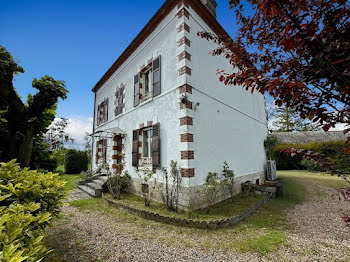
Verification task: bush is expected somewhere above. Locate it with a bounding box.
[39,157,58,172]
[65,149,88,174]
[269,140,350,173]
[301,159,323,172]
[0,160,66,261]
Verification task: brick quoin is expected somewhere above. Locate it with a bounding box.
[181,133,193,142]
[178,50,191,62]
[179,66,192,76]
[179,84,193,94]
[180,116,193,126]
[181,168,195,177]
[181,150,194,159]
[177,22,190,33]
[177,36,191,47]
[177,8,190,19]
[180,100,193,109]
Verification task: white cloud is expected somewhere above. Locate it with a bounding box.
[50,116,93,149]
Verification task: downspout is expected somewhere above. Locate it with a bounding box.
[92,92,97,169]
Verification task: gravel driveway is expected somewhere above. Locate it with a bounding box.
[45,174,350,262]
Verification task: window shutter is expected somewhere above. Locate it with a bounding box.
[132,129,139,167]
[118,88,123,115]
[95,141,99,164]
[97,105,100,126]
[152,56,161,97]
[134,74,140,107]
[104,98,109,122]
[103,139,107,163]
[152,123,160,170]
[115,88,119,116]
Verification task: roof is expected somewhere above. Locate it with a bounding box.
[92,0,230,93]
[271,131,348,144]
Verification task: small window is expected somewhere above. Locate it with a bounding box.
[97,99,108,126]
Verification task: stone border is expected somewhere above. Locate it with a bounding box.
[102,193,271,229]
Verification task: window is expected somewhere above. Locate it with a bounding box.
[133,55,161,107]
[141,127,152,167]
[140,66,152,103]
[97,98,108,125]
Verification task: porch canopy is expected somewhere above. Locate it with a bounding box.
[89,127,126,139]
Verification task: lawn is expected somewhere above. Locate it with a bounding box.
[60,174,81,191]
[46,170,349,260]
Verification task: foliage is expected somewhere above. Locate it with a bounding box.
[64,149,88,174]
[80,168,95,180]
[222,161,236,200]
[204,172,223,213]
[273,106,319,132]
[264,136,279,160]
[83,132,92,164]
[45,118,74,150]
[136,168,157,206]
[105,154,131,200]
[0,160,66,261]
[199,0,350,132]
[269,140,350,172]
[160,160,182,212]
[301,158,323,172]
[0,46,68,167]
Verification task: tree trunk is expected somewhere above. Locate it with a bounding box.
[18,124,34,167]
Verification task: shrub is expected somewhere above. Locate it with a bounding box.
[39,157,58,172]
[65,149,88,174]
[301,159,323,172]
[222,161,235,200]
[136,168,157,206]
[0,160,66,261]
[160,160,182,212]
[204,172,222,213]
[269,140,350,173]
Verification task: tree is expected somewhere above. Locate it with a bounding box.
[199,0,350,133]
[0,46,68,167]
[46,118,74,150]
[83,132,92,163]
[273,106,319,132]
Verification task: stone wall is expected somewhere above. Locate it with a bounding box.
[128,171,265,211]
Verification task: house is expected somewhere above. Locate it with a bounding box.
[89,0,268,209]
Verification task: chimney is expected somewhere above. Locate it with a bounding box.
[200,0,217,18]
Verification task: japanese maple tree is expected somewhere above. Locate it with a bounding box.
[199,0,350,132]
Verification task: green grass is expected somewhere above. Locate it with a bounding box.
[106,192,265,221]
[54,170,348,257]
[60,174,81,191]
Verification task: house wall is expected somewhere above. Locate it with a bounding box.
[92,7,182,181]
[177,5,268,190]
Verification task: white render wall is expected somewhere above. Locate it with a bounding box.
[183,5,268,186]
[92,7,184,182]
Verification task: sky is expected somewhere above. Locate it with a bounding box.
[0,0,238,147]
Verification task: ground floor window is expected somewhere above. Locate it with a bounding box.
[141,127,152,167]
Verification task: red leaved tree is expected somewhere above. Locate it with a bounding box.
[199,0,350,133]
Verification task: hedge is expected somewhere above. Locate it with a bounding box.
[270,140,350,173]
[0,160,66,261]
[65,149,88,174]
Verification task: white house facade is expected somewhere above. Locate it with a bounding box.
[91,0,268,209]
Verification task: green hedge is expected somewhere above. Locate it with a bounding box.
[270,140,350,173]
[65,149,88,174]
[0,160,66,261]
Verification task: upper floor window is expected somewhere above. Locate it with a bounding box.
[134,56,161,107]
[97,98,108,126]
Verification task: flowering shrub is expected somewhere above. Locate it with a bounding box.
[0,160,66,261]
[204,172,222,213]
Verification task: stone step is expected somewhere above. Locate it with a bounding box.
[86,182,102,195]
[77,185,99,197]
[93,179,105,187]
[98,176,108,183]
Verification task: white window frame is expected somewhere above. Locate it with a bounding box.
[141,66,153,103]
[140,127,152,168]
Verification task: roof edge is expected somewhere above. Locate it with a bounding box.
[92,0,230,93]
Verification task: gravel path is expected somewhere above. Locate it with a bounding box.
[46,179,350,261]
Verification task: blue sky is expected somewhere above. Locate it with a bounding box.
[0,0,237,121]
